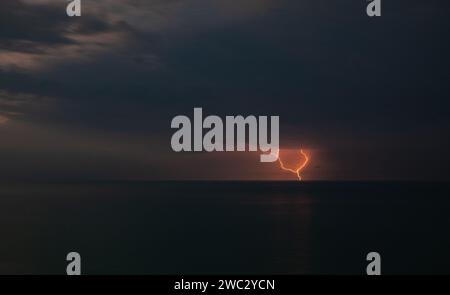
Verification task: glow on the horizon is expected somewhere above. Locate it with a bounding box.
[278,149,309,181]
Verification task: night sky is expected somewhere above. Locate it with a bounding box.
[0,0,449,181]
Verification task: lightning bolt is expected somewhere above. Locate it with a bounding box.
[278,149,309,181]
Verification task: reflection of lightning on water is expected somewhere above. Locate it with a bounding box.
[278,149,309,181]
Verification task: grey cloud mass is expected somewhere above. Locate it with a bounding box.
[0,0,450,180]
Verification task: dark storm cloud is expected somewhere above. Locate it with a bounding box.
[0,0,133,72]
[0,0,125,47]
[0,0,450,180]
[0,0,70,46]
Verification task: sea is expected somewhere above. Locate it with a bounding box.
[0,181,449,274]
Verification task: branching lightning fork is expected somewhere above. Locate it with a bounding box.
[278,149,309,181]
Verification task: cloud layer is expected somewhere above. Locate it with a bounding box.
[0,0,449,180]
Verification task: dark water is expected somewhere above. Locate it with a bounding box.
[0,181,449,274]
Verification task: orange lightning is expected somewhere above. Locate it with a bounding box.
[278,149,310,181]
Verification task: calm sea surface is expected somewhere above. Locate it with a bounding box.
[0,181,449,274]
